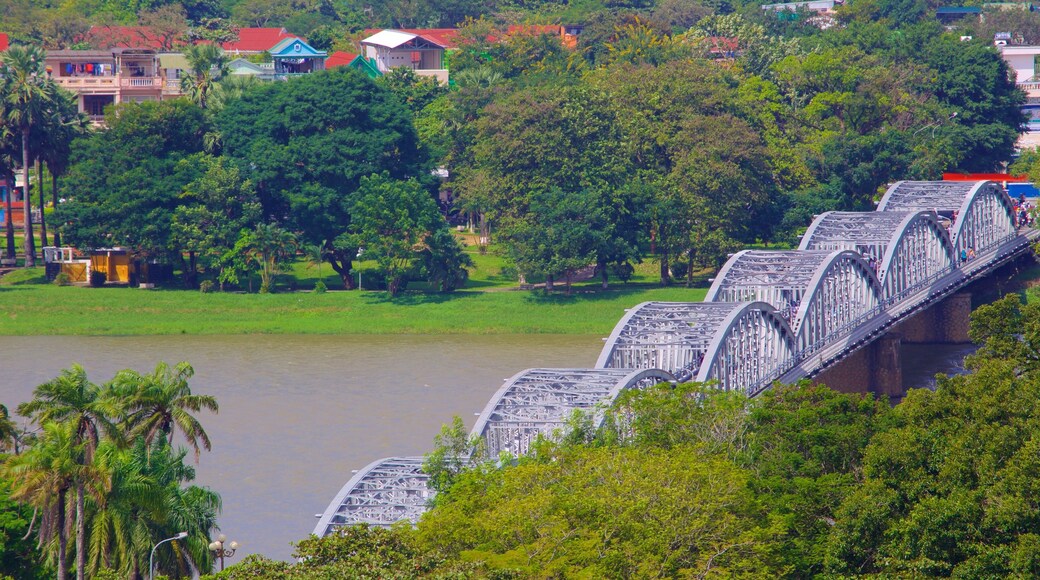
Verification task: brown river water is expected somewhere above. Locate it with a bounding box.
[0,334,974,562]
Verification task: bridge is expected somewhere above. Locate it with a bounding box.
[313,180,1040,537]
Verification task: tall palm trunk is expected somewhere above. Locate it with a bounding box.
[21,127,35,267]
[37,160,47,248]
[3,172,13,260]
[76,483,84,580]
[56,487,67,580]
[50,166,60,247]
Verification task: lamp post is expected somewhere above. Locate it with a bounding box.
[149,531,187,580]
[356,248,364,290]
[209,534,239,572]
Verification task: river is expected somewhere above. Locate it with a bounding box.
[0,335,604,561]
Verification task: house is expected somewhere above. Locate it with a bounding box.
[227,57,271,78]
[936,6,982,25]
[222,27,296,55]
[360,30,449,84]
[326,51,381,78]
[269,37,326,77]
[46,48,163,122]
[998,44,1040,147]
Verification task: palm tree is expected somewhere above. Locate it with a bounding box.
[244,223,297,294]
[37,89,88,248]
[87,438,219,578]
[110,361,218,462]
[17,364,122,580]
[4,421,103,580]
[0,143,17,262]
[1,44,58,267]
[180,44,230,110]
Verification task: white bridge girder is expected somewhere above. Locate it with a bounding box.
[800,210,956,303]
[596,301,797,396]
[472,367,676,458]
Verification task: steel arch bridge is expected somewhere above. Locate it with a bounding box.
[315,181,1040,535]
[473,367,676,458]
[595,301,797,396]
[799,210,957,303]
[705,250,883,355]
[313,456,430,537]
[877,180,1018,261]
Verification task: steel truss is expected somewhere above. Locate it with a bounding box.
[312,457,430,536]
[706,250,883,355]
[800,210,955,302]
[877,180,1017,260]
[596,301,796,395]
[472,367,675,458]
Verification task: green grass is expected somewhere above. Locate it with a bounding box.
[0,266,707,336]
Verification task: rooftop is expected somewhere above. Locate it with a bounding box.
[222,27,296,53]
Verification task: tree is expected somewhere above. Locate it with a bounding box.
[181,43,230,110]
[1,44,57,267]
[56,100,210,263]
[171,155,262,286]
[348,174,452,296]
[4,422,90,580]
[17,365,121,580]
[109,361,219,462]
[217,69,424,289]
[87,438,218,578]
[37,87,89,248]
[226,223,298,293]
[417,444,784,577]
[138,4,190,51]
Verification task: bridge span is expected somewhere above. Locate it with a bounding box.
[313,181,1040,536]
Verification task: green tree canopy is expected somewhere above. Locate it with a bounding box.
[217,68,425,289]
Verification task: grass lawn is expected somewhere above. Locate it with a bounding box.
[0,261,709,335]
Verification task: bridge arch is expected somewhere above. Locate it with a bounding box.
[312,456,430,536]
[877,180,1017,262]
[472,367,675,458]
[706,250,883,355]
[799,210,956,302]
[596,301,797,395]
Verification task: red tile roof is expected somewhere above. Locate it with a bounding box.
[222,27,296,53]
[0,33,8,52]
[86,26,189,50]
[325,51,358,68]
[362,28,459,49]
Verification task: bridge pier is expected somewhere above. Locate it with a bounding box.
[892,292,972,344]
[813,333,903,400]
[812,292,973,400]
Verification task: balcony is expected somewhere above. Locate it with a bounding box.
[53,76,119,92]
[119,77,162,90]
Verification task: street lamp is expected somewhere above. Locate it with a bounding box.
[355,248,364,290]
[209,534,239,571]
[149,531,187,580]
[914,111,958,138]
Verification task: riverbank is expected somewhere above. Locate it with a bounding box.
[0,268,707,335]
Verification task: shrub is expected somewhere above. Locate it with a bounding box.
[313,279,327,293]
[53,272,71,286]
[199,280,214,293]
[89,270,106,287]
